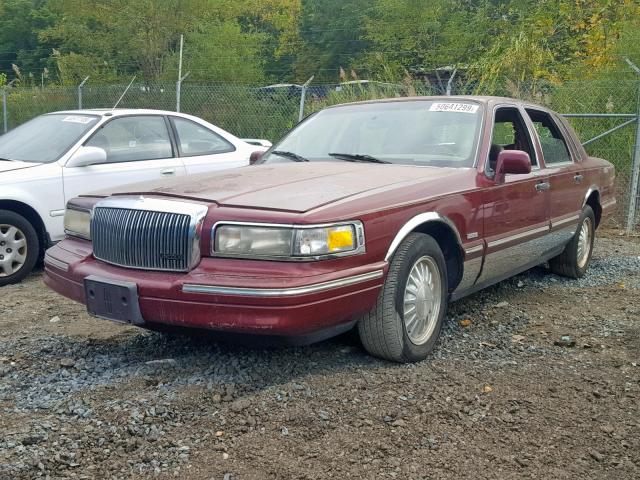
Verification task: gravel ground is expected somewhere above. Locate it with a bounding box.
[1,230,639,479]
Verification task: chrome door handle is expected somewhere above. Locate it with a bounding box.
[573,174,583,183]
[535,181,550,191]
[160,168,176,176]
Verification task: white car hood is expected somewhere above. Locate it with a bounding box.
[0,160,40,173]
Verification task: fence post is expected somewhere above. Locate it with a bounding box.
[78,76,89,109]
[176,72,190,113]
[626,82,640,233]
[298,75,315,122]
[2,88,7,133]
[298,85,306,122]
[176,80,181,112]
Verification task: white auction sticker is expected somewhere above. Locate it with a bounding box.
[62,115,95,124]
[429,102,479,113]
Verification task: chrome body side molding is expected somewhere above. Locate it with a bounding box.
[582,185,599,207]
[453,256,483,294]
[385,212,462,262]
[182,270,384,297]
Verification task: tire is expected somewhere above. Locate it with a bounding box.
[0,210,40,286]
[549,205,595,279]
[358,232,448,363]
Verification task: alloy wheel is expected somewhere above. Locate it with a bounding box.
[403,255,442,345]
[576,217,593,269]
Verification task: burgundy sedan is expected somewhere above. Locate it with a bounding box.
[44,96,616,362]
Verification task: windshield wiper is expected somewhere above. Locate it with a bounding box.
[0,157,14,162]
[328,153,391,164]
[271,150,309,162]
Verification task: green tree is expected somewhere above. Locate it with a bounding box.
[292,0,371,82]
[0,0,57,81]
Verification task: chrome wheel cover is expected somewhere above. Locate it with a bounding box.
[576,217,593,269]
[403,255,442,345]
[0,224,28,277]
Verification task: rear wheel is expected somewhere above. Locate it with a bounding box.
[549,205,595,279]
[358,232,448,363]
[0,210,39,286]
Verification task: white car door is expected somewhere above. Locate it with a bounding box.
[62,115,187,202]
[169,116,249,175]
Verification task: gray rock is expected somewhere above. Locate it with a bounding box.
[230,398,250,413]
[589,449,605,462]
[60,358,75,368]
[145,359,178,367]
[554,335,576,348]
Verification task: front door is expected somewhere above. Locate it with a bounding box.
[478,106,550,285]
[62,115,187,202]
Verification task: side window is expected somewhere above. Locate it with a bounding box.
[487,107,537,173]
[525,109,572,165]
[171,117,235,156]
[86,116,173,163]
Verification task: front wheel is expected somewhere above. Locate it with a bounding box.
[358,232,448,363]
[549,205,595,279]
[0,210,39,286]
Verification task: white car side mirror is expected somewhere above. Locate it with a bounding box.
[66,146,107,168]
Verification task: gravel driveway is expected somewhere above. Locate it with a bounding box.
[1,230,639,479]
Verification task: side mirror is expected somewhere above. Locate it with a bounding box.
[66,146,107,168]
[249,150,264,165]
[494,150,531,183]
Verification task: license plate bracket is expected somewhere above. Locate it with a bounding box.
[84,275,144,325]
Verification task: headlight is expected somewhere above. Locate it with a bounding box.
[64,208,91,239]
[213,221,364,260]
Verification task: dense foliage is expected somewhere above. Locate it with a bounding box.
[0,0,638,88]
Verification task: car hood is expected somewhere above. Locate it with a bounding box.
[0,160,40,173]
[103,162,466,213]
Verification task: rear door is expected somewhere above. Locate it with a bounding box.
[169,116,248,175]
[478,105,550,285]
[524,108,582,246]
[62,115,187,201]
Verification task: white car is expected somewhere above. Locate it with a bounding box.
[0,109,271,285]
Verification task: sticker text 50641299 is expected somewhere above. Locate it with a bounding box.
[428,103,479,114]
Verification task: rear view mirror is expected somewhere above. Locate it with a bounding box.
[66,146,107,168]
[249,151,264,165]
[495,150,531,183]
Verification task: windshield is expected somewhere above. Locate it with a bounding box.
[0,113,99,163]
[262,100,483,168]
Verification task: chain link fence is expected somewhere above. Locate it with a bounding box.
[2,79,639,230]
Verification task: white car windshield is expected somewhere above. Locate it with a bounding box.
[0,113,99,163]
[262,100,483,167]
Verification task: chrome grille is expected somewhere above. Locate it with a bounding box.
[92,207,193,272]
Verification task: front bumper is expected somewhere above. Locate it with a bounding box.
[44,239,386,339]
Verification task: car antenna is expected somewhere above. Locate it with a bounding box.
[111,76,136,111]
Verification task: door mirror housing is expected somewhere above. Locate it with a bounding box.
[494,150,531,183]
[66,146,107,168]
[249,150,264,165]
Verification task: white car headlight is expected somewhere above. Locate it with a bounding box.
[213,222,364,260]
[64,208,91,239]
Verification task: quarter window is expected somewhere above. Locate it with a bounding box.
[86,116,173,163]
[525,109,572,165]
[171,117,235,156]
